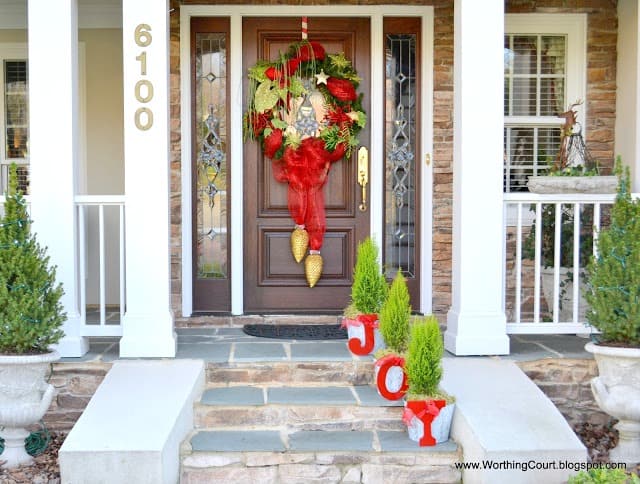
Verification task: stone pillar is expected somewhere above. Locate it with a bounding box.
[444,0,509,355]
[616,0,640,190]
[28,0,88,357]
[119,0,176,357]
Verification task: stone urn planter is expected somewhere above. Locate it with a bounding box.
[527,175,617,194]
[540,267,588,322]
[584,342,640,465]
[0,351,59,468]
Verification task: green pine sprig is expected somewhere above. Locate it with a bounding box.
[585,157,640,346]
[404,315,444,399]
[350,237,387,314]
[379,272,411,354]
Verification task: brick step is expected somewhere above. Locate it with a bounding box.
[181,429,461,484]
[207,360,375,386]
[194,385,405,431]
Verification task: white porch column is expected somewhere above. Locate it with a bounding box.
[616,0,640,190]
[119,0,176,357]
[28,0,88,357]
[445,0,510,355]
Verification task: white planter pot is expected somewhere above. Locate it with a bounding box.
[0,351,59,468]
[584,342,640,466]
[527,175,617,194]
[540,267,588,322]
[342,317,385,356]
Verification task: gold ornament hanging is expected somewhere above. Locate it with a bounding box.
[291,227,309,263]
[305,253,323,288]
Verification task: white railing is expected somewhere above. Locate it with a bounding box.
[1,194,124,337]
[76,195,125,337]
[502,192,628,334]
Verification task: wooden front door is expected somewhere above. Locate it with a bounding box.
[243,17,371,312]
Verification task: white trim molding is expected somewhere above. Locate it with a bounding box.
[446,0,510,356]
[505,13,587,126]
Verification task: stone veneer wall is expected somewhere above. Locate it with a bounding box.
[168,0,616,321]
[517,358,610,428]
[44,362,112,432]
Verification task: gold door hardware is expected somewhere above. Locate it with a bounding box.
[357,146,368,212]
[425,153,431,166]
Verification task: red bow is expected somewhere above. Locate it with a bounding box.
[356,313,379,328]
[375,354,405,369]
[402,400,441,426]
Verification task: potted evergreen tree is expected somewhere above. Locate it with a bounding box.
[341,237,387,356]
[375,272,410,400]
[583,158,640,465]
[0,164,65,468]
[402,315,454,446]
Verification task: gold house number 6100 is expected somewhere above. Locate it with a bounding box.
[134,23,153,131]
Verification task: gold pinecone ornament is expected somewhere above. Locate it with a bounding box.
[291,227,309,263]
[305,253,323,288]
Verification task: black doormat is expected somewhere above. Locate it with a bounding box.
[242,323,347,340]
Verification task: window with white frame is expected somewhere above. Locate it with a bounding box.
[504,14,586,192]
[0,45,29,194]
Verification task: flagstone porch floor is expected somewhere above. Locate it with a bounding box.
[62,328,594,363]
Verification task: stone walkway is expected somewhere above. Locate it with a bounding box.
[61,328,595,363]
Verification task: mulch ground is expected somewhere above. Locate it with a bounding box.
[1,421,638,483]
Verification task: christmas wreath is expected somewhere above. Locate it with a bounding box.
[244,40,367,287]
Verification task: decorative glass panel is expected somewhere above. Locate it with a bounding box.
[384,34,416,278]
[195,34,228,279]
[2,60,29,193]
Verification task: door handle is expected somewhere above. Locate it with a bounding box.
[358,146,368,212]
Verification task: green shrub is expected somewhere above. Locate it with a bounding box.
[379,272,411,353]
[404,315,443,399]
[585,158,640,346]
[567,468,640,484]
[350,237,387,314]
[0,164,65,354]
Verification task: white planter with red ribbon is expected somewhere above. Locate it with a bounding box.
[341,314,385,356]
[403,399,455,446]
[374,354,408,400]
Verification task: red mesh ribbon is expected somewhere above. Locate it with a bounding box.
[277,137,339,251]
[356,313,379,328]
[402,400,442,425]
[340,314,379,329]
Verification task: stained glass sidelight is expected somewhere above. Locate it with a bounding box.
[384,34,416,278]
[195,33,228,279]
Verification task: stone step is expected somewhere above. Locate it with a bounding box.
[194,385,405,431]
[181,429,462,484]
[207,359,375,386]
